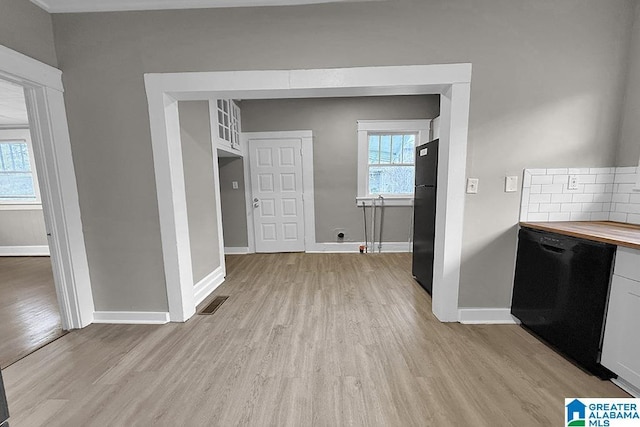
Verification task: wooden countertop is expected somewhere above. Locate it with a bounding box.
[519,221,640,250]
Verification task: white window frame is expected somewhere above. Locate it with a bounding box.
[357,119,431,206]
[0,128,42,208]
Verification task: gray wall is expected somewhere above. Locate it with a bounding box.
[0,210,47,246]
[218,157,248,248]
[0,0,57,67]
[241,96,439,244]
[617,1,640,165]
[179,101,220,283]
[51,0,635,312]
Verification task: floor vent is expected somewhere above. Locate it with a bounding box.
[199,296,229,315]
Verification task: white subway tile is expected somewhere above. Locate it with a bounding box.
[609,212,627,223]
[529,203,539,213]
[523,171,532,188]
[548,212,571,221]
[529,194,551,203]
[541,184,563,194]
[593,193,612,203]
[561,203,583,212]
[626,213,640,225]
[590,167,613,174]
[526,168,547,175]
[602,203,611,212]
[616,203,632,213]
[572,194,593,203]
[551,193,573,203]
[613,193,630,203]
[530,184,541,194]
[590,212,610,221]
[552,174,568,184]
[595,174,615,184]
[629,193,640,204]
[615,166,637,174]
[582,202,604,212]
[618,183,636,193]
[570,212,591,221]
[614,173,637,184]
[527,213,549,222]
[605,184,614,193]
[568,168,590,174]
[521,188,530,206]
[577,174,596,184]
[584,184,606,193]
[627,204,640,214]
[539,203,561,213]
[547,168,568,175]
[531,175,553,185]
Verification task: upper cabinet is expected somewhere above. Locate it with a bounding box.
[211,99,242,154]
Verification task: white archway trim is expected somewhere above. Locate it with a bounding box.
[0,45,94,328]
[145,64,471,323]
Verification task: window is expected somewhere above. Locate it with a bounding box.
[0,129,40,205]
[357,120,431,205]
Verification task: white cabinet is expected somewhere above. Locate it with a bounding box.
[211,99,242,153]
[601,246,640,392]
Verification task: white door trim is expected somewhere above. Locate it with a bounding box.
[144,64,471,323]
[244,130,315,252]
[0,44,94,329]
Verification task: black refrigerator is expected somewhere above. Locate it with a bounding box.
[412,139,438,294]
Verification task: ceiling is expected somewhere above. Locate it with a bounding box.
[0,80,28,127]
[31,0,374,13]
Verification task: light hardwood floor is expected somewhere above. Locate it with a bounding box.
[0,256,64,369]
[3,253,629,426]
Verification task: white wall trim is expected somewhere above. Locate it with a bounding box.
[193,266,226,306]
[458,308,520,325]
[224,246,250,254]
[31,0,367,14]
[93,311,170,324]
[307,241,411,253]
[0,44,94,329]
[611,378,640,398]
[0,245,50,256]
[144,64,471,324]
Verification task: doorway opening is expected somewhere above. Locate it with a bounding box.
[145,64,471,323]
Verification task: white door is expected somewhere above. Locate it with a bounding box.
[249,138,305,252]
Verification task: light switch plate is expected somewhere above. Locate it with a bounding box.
[505,176,518,192]
[568,175,579,190]
[466,178,479,194]
[232,181,239,189]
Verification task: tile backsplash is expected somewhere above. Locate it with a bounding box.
[520,167,640,225]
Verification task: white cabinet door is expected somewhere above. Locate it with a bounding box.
[601,274,640,390]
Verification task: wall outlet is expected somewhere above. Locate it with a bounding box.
[466,178,479,194]
[568,175,579,190]
[232,181,239,190]
[505,176,518,192]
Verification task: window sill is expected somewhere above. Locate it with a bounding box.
[0,203,43,211]
[355,196,413,207]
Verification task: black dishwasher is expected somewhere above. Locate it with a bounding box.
[511,227,615,378]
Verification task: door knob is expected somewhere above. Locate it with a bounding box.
[254,203,259,208]
[253,198,259,202]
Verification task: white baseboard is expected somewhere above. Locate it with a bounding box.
[93,311,170,324]
[224,247,250,254]
[458,308,520,324]
[611,378,640,398]
[306,242,412,253]
[0,245,50,256]
[194,266,226,305]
